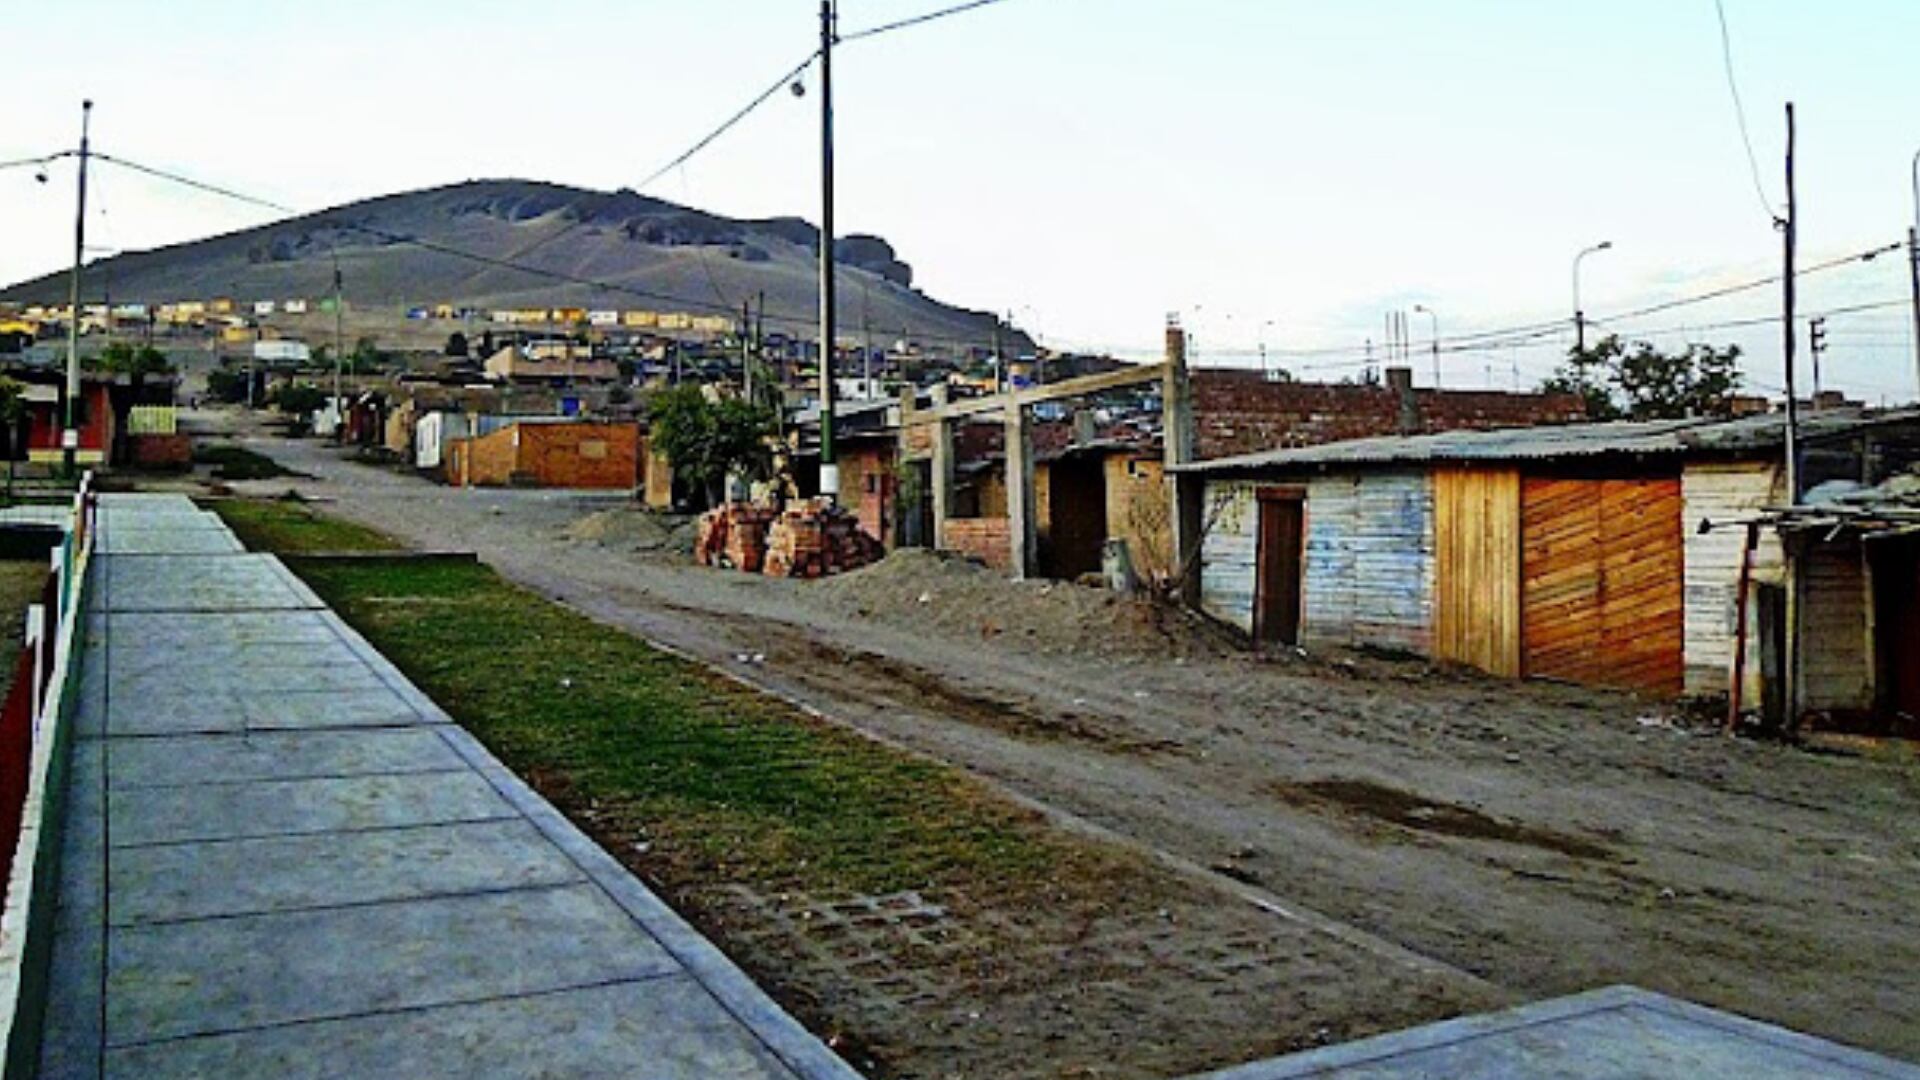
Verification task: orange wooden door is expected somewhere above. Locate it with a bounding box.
[1522,477,1683,695]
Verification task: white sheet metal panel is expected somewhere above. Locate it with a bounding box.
[1199,479,1259,634]
[1303,472,1432,653]
[1680,462,1786,697]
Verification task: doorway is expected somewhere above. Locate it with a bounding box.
[1254,489,1305,646]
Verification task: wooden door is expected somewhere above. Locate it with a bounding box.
[1522,477,1684,695]
[1433,468,1523,676]
[1254,491,1305,646]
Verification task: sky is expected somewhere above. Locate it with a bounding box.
[3,0,1918,401]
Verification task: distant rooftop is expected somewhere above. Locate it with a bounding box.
[1176,407,1920,473]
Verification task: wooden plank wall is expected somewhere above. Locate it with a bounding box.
[1433,468,1522,677]
[1303,472,1433,653]
[1799,539,1874,711]
[1199,479,1259,634]
[1521,477,1684,695]
[1680,462,1786,697]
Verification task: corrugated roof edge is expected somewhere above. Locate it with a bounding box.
[1172,407,1920,474]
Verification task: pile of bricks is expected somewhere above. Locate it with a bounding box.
[762,499,885,579]
[694,504,776,572]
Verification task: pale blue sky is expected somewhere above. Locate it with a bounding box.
[4,1,1918,399]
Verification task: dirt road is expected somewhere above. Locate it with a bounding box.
[212,415,1920,1062]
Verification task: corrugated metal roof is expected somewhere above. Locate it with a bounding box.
[1175,407,1920,473]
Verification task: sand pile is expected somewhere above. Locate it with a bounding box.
[817,549,1234,660]
[562,508,696,556]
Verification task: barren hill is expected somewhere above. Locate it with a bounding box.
[1,178,1022,351]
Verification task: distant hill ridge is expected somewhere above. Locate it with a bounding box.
[1,178,1013,349]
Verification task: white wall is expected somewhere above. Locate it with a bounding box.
[1681,462,1786,698]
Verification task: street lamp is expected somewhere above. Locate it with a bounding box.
[1257,318,1277,380]
[1411,304,1441,388]
[1572,240,1613,354]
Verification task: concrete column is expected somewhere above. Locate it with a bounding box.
[927,386,954,551]
[1162,321,1201,602]
[1004,400,1037,580]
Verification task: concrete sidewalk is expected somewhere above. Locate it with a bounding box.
[38,494,856,1079]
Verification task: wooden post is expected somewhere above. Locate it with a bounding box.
[928,385,953,552]
[1725,522,1759,734]
[1004,401,1036,579]
[1162,320,1200,602]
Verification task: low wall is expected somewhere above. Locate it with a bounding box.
[941,517,1011,571]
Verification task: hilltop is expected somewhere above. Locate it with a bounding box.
[0,178,1022,351]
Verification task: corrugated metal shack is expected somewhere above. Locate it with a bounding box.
[1177,408,1920,718]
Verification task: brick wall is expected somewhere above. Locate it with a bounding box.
[836,442,897,546]
[941,517,1011,570]
[1190,370,1586,460]
[447,427,520,486]
[127,434,192,469]
[516,423,640,489]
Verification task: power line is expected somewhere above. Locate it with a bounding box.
[635,51,819,191]
[840,0,1014,42]
[1712,0,1778,224]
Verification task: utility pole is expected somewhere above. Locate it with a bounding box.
[332,254,344,442]
[1412,304,1440,388]
[1781,101,1802,735]
[816,0,839,498]
[62,99,93,477]
[741,300,753,402]
[1781,103,1799,503]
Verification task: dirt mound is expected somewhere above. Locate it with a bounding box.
[562,507,695,556]
[818,548,1235,660]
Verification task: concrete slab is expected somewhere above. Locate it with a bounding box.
[107,728,465,788]
[108,771,514,847]
[105,685,424,737]
[103,976,801,1080]
[98,530,245,556]
[38,495,859,1080]
[109,818,584,926]
[105,884,682,1046]
[106,609,344,648]
[1199,986,1920,1080]
[96,554,319,613]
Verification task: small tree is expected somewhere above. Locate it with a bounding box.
[0,377,24,502]
[445,331,469,358]
[1542,334,1744,421]
[272,383,328,435]
[647,385,777,507]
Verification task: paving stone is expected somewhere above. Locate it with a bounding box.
[110,818,584,925]
[108,771,514,847]
[102,976,799,1080]
[39,742,106,1080]
[107,728,464,788]
[105,884,680,1046]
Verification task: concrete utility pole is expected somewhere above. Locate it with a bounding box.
[816,0,840,498]
[1572,240,1612,355]
[62,99,93,477]
[1808,316,1826,405]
